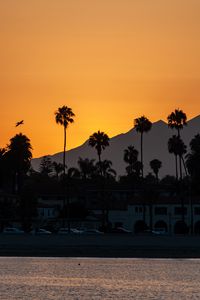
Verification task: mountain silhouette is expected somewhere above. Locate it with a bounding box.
[31,115,200,178]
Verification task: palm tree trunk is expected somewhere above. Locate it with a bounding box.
[98,153,103,177]
[179,155,182,180]
[63,126,68,229]
[156,172,158,183]
[141,132,143,178]
[182,156,188,177]
[98,152,106,229]
[175,155,178,180]
[63,126,66,175]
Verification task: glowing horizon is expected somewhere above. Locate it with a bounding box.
[1,0,200,157]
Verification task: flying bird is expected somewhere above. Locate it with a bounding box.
[15,120,24,127]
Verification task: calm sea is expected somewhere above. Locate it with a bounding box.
[0,257,199,299]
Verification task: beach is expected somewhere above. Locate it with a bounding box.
[0,234,200,258]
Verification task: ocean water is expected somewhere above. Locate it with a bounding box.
[0,257,200,299]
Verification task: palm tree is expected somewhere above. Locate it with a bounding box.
[150,159,162,182]
[186,134,200,181]
[66,167,80,179]
[88,131,110,230]
[167,109,187,137]
[7,133,32,193]
[39,156,53,176]
[52,161,64,180]
[185,135,200,234]
[168,135,179,180]
[176,138,187,180]
[88,130,109,176]
[134,116,152,178]
[168,135,187,180]
[0,148,6,189]
[123,145,142,178]
[77,157,96,180]
[96,159,116,179]
[167,109,187,180]
[55,106,75,175]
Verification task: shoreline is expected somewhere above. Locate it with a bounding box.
[1,234,200,258]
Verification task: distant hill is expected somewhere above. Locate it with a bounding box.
[31,115,200,178]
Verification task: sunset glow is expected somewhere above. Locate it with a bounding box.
[1,0,200,157]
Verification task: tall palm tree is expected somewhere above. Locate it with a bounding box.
[185,135,200,234]
[176,138,187,180]
[168,135,187,180]
[167,109,187,180]
[168,135,179,180]
[167,109,187,137]
[7,133,32,192]
[0,148,6,189]
[55,106,75,175]
[150,159,162,182]
[8,133,32,170]
[134,116,152,178]
[186,134,200,181]
[89,131,110,230]
[88,130,109,176]
[123,145,140,176]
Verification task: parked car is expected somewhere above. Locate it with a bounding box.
[152,228,167,235]
[81,229,104,235]
[31,228,52,235]
[111,227,132,234]
[2,227,25,234]
[57,228,82,235]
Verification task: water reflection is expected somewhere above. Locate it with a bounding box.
[0,257,199,299]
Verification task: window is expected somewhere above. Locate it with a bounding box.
[155,207,167,215]
[135,207,143,213]
[174,207,187,215]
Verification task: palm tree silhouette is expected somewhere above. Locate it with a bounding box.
[55,106,75,175]
[7,133,32,193]
[39,156,53,176]
[88,130,109,176]
[52,161,64,180]
[176,138,187,179]
[167,109,187,180]
[186,134,200,180]
[96,159,116,179]
[0,148,6,189]
[66,167,80,179]
[77,157,96,180]
[124,145,139,176]
[134,116,152,178]
[150,159,162,182]
[168,135,180,180]
[167,109,187,137]
[88,131,110,230]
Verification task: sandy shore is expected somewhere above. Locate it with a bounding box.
[1,234,200,258]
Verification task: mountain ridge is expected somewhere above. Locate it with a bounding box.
[31,115,200,178]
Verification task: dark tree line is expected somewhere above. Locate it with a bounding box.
[1,107,200,232]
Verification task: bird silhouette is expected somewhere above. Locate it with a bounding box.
[15,120,24,127]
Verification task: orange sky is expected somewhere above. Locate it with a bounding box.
[1,0,200,158]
